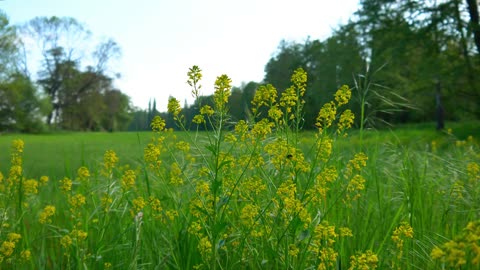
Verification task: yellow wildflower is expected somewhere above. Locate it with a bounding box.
[198,236,212,259]
[150,115,166,132]
[213,74,232,112]
[39,175,49,186]
[132,196,146,216]
[349,250,379,270]
[23,179,38,195]
[71,229,88,241]
[288,244,300,257]
[192,115,205,124]
[39,205,56,224]
[340,227,353,237]
[200,105,214,116]
[167,97,182,118]
[20,249,31,261]
[103,150,118,175]
[121,169,136,191]
[187,65,202,98]
[252,84,278,113]
[338,109,355,135]
[59,177,72,193]
[169,162,183,185]
[334,85,352,107]
[250,118,274,140]
[316,101,337,132]
[69,194,86,209]
[77,166,90,181]
[392,221,414,259]
[60,235,72,248]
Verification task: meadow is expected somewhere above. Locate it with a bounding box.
[0,67,479,269]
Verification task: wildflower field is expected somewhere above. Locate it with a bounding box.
[0,67,479,269]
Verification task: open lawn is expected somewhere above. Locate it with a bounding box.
[1,121,477,178]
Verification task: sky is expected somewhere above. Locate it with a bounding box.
[1,0,360,111]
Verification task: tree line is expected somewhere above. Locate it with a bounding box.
[132,0,480,131]
[2,0,480,133]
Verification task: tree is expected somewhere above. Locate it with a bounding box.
[21,16,122,127]
[0,73,47,132]
[0,11,47,132]
[465,0,480,56]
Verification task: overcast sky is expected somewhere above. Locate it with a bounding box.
[1,0,359,111]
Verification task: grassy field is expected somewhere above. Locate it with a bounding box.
[1,121,476,178]
[0,68,479,270]
[0,120,478,269]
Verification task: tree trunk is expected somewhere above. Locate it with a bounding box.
[435,81,444,130]
[466,0,480,56]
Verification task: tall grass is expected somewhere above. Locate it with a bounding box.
[0,67,479,269]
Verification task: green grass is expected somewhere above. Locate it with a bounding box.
[2,121,477,179]
[0,120,479,269]
[0,132,154,179]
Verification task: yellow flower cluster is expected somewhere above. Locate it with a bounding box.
[288,244,300,257]
[252,84,277,114]
[310,221,339,269]
[150,115,166,132]
[279,68,307,119]
[148,196,163,219]
[39,205,56,224]
[192,114,205,124]
[131,196,146,217]
[59,177,72,193]
[431,220,480,267]
[346,175,366,202]
[240,204,262,237]
[334,85,352,107]
[239,176,267,201]
[349,250,379,270]
[187,65,202,99]
[213,74,232,112]
[310,166,338,204]
[316,102,337,132]
[60,235,72,249]
[198,236,213,260]
[338,110,355,135]
[264,138,309,173]
[77,166,90,182]
[233,120,247,139]
[167,97,182,118]
[280,86,299,116]
[467,162,479,184]
[200,105,214,116]
[290,67,307,97]
[345,152,368,178]
[169,162,183,185]
[102,150,119,176]
[23,179,38,195]
[276,179,311,228]
[121,169,136,191]
[7,139,24,186]
[69,194,86,209]
[250,118,274,140]
[391,221,414,259]
[316,136,333,162]
[144,143,161,164]
[39,175,49,186]
[0,233,21,261]
[193,105,215,124]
